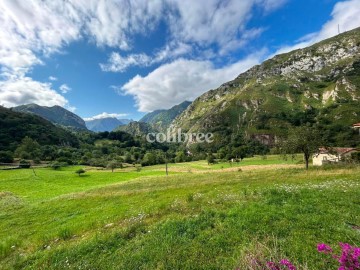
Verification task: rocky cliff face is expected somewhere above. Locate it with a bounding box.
[172,28,360,146]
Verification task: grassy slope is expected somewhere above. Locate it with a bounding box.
[0,158,359,269]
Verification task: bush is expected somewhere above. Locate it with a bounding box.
[75,168,86,176]
[33,158,41,164]
[19,159,31,168]
[351,152,360,162]
[50,162,63,170]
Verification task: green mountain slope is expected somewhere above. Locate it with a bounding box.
[140,101,191,131]
[13,104,87,130]
[0,106,79,151]
[116,121,155,137]
[173,28,360,147]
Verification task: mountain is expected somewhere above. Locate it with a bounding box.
[172,28,360,147]
[0,106,79,151]
[85,117,125,132]
[115,121,155,137]
[140,101,191,130]
[13,104,87,130]
[118,119,133,125]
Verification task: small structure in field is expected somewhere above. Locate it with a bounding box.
[313,148,358,166]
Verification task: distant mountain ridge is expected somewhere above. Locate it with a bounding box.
[85,117,125,132]
[13,104,87,130]
[140,101,191,131]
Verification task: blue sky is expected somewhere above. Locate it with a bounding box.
[0,0,359,121]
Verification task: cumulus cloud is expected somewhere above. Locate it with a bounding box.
[101,0,287,72]
[121,52,265,112]
[0,75,68,108]
[167,0,263,48]
[59,84,71,94]
[0,0,165,107]
[84,112,129,121]
[274,0,360,55]
[0,0,288,107]
[100,42,192,72]
[48,76,57,81]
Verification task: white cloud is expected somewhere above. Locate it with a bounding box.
[100,42,192,72]
[0,0,165,107]
[84,112,129,121]
[121,52,265,112]
[0,75,68,108]
[0,0,286,107]
[100,52,153,73]
[49,76,57,81]
[262,0,288,12]
[100,0,287,72]
[59,84,71,94]
[274,0,360,55]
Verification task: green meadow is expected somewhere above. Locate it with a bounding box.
[0,156,359,269]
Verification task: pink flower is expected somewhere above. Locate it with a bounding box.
[280,259,297,270]
[317,243,333,254]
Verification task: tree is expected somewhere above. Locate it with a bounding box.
[50,162,63,170]
[141,152,156,166]
[107,160,122,172]
[175,151,186,163]
[15,136,41,159]
[0,151,14,163]
[281,125,323,170]
[232,146,248,161]
[207,153,216,165]
[124,153,133,163]
[75,168,86,176]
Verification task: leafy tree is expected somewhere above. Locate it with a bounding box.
[124,153,133,163]
[232,146,248,161]
[15,136,41,159]
[281,125,323,170]
[141,152,156,166]
[175,151,187,163]
[50,162,63,170]
[75,168,86,176]
[207,153,216,165]
[107,160,122,172]
[0,151,14,163]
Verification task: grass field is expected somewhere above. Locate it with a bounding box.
[0,155,359,269]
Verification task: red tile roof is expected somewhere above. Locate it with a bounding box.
[318,147,357,155]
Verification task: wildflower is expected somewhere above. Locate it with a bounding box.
[280,259,297,270]
[317,243,333,254]
[318,243,360,270]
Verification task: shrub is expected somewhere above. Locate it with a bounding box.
[75,168,86,176]
[50,162,62,170]
[19,159,31,168]
[351,152,360,163]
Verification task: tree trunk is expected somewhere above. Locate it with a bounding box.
[305,154,309,170]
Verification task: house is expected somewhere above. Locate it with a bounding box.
[313,147,358,166]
